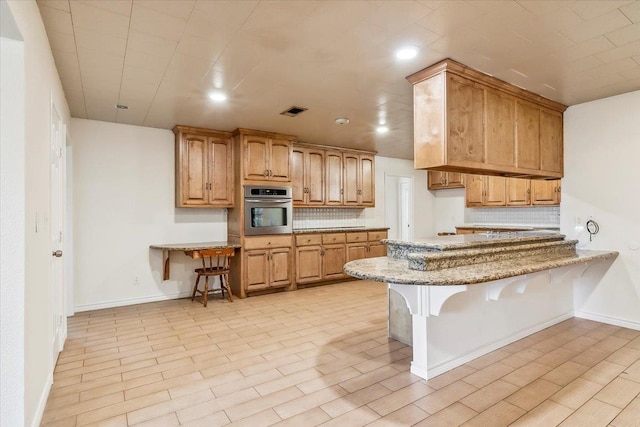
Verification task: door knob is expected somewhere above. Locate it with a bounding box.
[52,250,63,257]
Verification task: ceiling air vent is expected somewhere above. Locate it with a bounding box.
[280,106,308,117]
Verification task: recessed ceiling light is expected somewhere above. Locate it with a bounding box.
[395,46,419,60]
[376,125,389,133]
[208,91,227,102]
[335,118,350,125]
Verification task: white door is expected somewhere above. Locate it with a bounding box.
[50,102,66,363]
[384,174,413,241]
[399,179,412,241]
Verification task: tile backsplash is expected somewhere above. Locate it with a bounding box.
[293,208,366,229]
[467,206,560,226]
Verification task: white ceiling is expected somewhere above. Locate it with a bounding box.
[37,0,640,159]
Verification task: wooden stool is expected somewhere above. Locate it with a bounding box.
[190,248,234,307]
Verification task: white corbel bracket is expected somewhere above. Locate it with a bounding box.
[389,283,468,317]
[485,276,527,301]
[550,263,588,286]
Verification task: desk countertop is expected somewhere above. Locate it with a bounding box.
[150,241,241,251]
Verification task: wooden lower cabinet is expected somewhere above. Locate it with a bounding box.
[323,244,346,280]
[346,243,368,262]
[242,237,293,294]
[369,242,387,258]
[295,245,323,284]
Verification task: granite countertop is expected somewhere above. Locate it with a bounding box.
[456,224,561,231]
[384,232,565,254]
[344,250,618,286]
[293,227,389,234]
[150,241,241,251]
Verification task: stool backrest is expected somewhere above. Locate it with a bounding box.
[196,248,235,271]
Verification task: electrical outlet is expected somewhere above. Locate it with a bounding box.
[133,276,141,285]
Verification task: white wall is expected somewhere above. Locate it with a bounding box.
[72,119,228,311]
[365,156,435,239]
[5,1,72,425]
[1,7,25,425]
[561,90,640,329]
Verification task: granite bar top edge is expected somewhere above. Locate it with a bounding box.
[293,227,389,234]
[344,250,619,286]
[456,224,561,231]
[150,241,242,250]
[384,233,566,252]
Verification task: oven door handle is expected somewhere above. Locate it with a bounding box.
[245,199,292,203]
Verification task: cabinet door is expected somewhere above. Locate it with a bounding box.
[295,245,322,284]
[465,174,484,207]
[208,137,233,206]
[359,154,375,206]
[516,101,540,170]
[531,179,560,205]
[269,139,292,182]
[245,249,269,290]
[325,151,343,205]
[291,147,306,205]
[343,153,360,206]
[244,136,270,181]
[428,171,447,190]
[485,89,516,167]
[368,242,387,258]
[346,243,367,262]
[447,173,465,188]
[322,244,346,280]
[178,134,209,206]
[306,149,325,205]
[506,178,530,206]
[540,109,563,174]
[484,176,507,206]
[446,75,485,163]
[269,247,292,288]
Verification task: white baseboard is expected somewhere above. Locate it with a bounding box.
[74,291,192,312]
[31,372,53,427]
[575,311,640,331]
[426,311,574,379]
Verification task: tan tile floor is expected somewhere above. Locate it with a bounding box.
[42,280,640,426]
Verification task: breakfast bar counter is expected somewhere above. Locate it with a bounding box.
[343,232,619,380]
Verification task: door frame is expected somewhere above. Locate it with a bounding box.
[384,173,414,242]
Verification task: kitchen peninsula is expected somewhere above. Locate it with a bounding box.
[344,233,618,381]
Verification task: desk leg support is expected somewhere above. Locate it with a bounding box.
[162,250,170,280]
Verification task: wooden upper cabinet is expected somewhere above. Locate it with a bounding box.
[506,178,531,206]
[428,171,464,190]
[539,109,563,174]
[531,179,561,205]
[484,176,506,206]
[359,154,375,207]
[408,59,567,179]
[516,101,540,170]
[174,126,233,208]
[269,139,292,181]
[292,147,325,206]
[343,152,360,206]
[292,143,375,208]
[465,175,484,207]
[325,150,343,206]
[485,89,515,167]
[244,135,270,181]
[447,75,485,163]
[236,129,294,183]
[343,152,374,207]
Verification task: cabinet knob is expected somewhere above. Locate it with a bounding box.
[264,170,268,177]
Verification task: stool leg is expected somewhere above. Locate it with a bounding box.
[222,274,233,302]
[192,275,200,301]
[203,276,209,307]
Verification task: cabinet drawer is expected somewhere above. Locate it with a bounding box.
[322,233,346,244]
[295,234,322,247]
[244,235,292,250]
[346,232,368,243]
[368,231,388,242]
